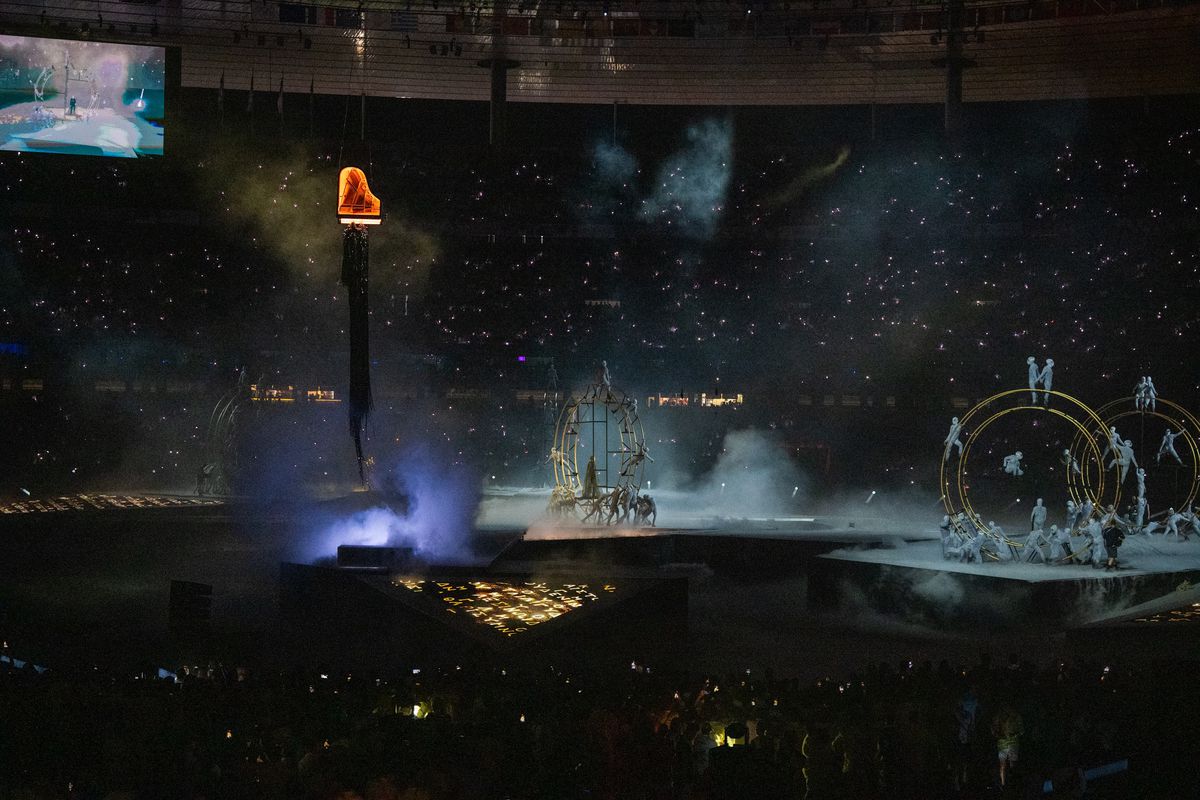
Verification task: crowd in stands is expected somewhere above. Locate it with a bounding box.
[2,118,1197,391]
[2,649,1189,799]
[1,111,1199,491]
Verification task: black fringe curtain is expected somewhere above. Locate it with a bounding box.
[341,225,372,483]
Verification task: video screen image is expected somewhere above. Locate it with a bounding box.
[0,34,165,158]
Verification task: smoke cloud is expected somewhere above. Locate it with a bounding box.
[639,118,733,238]
[767,144,851,207]
[196,143,439,291]
[306,438,481,564]
[678,427,806,519]
[593,139,638,187]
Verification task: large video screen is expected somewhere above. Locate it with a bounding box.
[0,34,165,158]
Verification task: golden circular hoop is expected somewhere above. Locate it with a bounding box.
[1068,396,1200,512]
[940,389,1112,547]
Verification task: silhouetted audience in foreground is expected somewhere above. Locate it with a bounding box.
[1,650,1194,799]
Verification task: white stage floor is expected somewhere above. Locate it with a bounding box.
[822,536,1200,582]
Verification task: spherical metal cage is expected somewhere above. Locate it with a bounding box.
[548,383,647,523]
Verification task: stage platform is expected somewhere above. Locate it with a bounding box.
[812,537,1200,629]
[820,536,1200,582]
[499,519,1200,633]
[497,517,934,576]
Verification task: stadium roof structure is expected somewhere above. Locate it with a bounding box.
[1,0,1197,106]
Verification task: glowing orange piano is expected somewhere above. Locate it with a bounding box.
[337,166,382,225]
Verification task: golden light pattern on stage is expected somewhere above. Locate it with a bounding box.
[393,578,616,637]
[1133,602,1200,624]
[0,494,224,515]
[337,166,382,225]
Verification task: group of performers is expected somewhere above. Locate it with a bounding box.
[548,364,658,526]
[941,487,1200,570]
[1025,357,1055,406]
[940,364,1200,569]
[548,482,657,527]
[940,499,1123,570]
